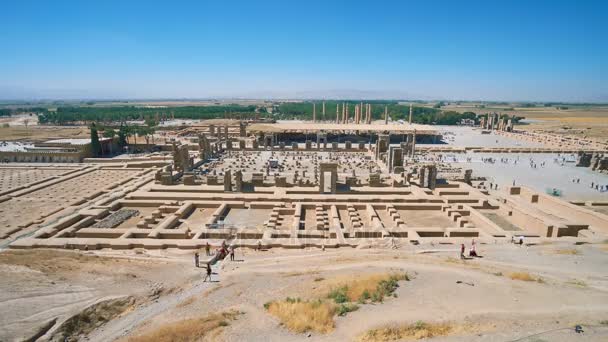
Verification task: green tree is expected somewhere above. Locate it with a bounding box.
[90,123,102,157]
[102,127,116,139]
[118,124,128,147]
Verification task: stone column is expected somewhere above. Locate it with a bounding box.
[313,102,316,122]
[384,105,388,124]
[322,101,326,121]
[224,170,232,192]
[239,122,246,137]
[428,165,437,190]
[419,167,426,188]
[345,103,349,123]
[234,170,243,192]
[409,104,413,124]
[411,130,416,157]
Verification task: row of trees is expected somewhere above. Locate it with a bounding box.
[38,105,257,125]
[89,122,156,157]
[0,107,49,117]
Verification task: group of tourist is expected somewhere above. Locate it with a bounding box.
[194,241,237,282]
[589,182,608,192]
[459,239,480,259]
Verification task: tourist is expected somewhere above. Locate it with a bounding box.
[230,246,235,261]
[205,242,210,256]
[469,244,478,257]
[194,252,199,268]
[519,236,524,246]
[460,243,465,259]
[203,263,212,282]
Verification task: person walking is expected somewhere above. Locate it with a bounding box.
[205,242,210,256]
[460,243,465,260]
[229,246,235,261]
[194,252,199,268]
[203,263,212,282]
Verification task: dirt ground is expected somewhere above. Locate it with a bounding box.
[1,241,607,341]
[0,125,90,142]
[442,103,608,142]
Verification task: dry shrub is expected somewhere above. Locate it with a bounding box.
[125,310,240,342]
[509,272,542,282]
[265,298,336,333]
[327,272,409,303]
[359,321,453,341]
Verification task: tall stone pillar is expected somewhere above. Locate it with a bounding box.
[428,165,437,190]
[322,101,326,121]
[419,167,426,188]
[409,104,413,124]
[312,103,316,122]
[384,105,388,124]
[224,170,232,192]
[336,103,340,123]
[234,170,243,192]
[239,122,246,137]
[345,103,349,123]
[411,130,416,157]
[368,104,372,123]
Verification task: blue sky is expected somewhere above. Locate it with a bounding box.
[0,0,606,101]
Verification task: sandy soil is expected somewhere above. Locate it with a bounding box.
[2,241,607,341]
[0,249,200,341]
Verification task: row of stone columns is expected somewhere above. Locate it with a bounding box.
[480,113,514,132]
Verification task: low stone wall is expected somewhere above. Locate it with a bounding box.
[0,151,83,163]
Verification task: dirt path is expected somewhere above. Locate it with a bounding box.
[87,263,220,342]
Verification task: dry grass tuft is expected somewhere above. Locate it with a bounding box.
[359,321,454,341]
[509,272,543,283]
[282,269,321,277]
[566,279,587,287]
[265,298,336,333]
[554,249,580,255]
[264,272,410,334]
[125,310,240,342]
